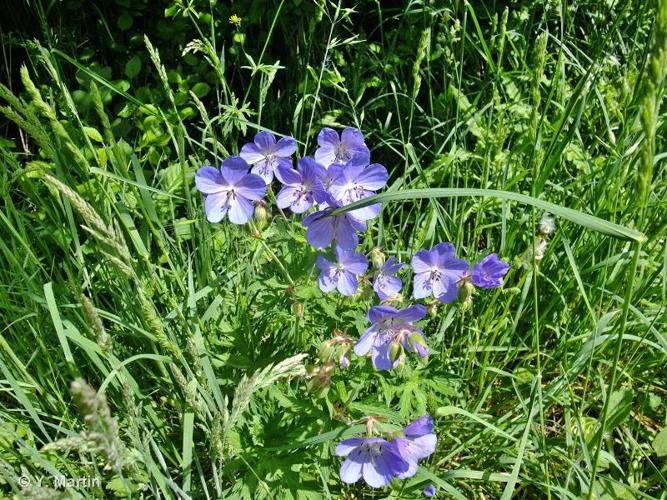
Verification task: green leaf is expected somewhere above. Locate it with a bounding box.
[182,411,194,493]
[415,468,467,500]
[397,380,428,418]
[83,126,104,143]
[264,424,366,451]
[592,477,637,499]
[652,427,667,456]
[192,82,211,98]
[117,13,133,31]
[125,55,142,79]
[53,50,158,116]
[606,388,633,431]
[332,188,645,242]
[44,282,73,364]
[107,476,134,496]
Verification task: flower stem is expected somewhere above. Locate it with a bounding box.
[248,220,296,287]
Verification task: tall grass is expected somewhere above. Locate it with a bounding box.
[0,1,666,498]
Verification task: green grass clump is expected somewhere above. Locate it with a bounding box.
[0,0,666,498]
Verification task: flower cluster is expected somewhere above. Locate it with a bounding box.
[347,247,508,371]
[195,127,388,296]
[302,128,388,297]
[194,126,513,491]
[194,127,510,372]
[336,416,437,488]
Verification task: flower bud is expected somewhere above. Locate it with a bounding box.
[384,293,404,306]
[314,383,330,398]
[389,341,402,362]
[359,278,374,300]
[318,340,334,362]
[458,280,475,305]
[321,361,335,376]
[365,416,379,435]
[522,238,548,269]
[254,201,269,230]
[408,333,428,357]
[309,375,330,398]
[370,247,386,269]
[395,355,406,371]
[340,353,349,369]
[306,363,333,398]
[292,301,304,318]
[305,364,317,376]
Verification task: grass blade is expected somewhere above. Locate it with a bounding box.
[333,188,645,242]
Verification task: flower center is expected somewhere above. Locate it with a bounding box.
[429,268,441,284]
[361,442,383,456]
[265,153,277,166]
[294,186,310,200]
[223,188,237,201]
[378,317,413,345]
[341,182,366,202]
[333,264,346,279]
[334,144,351,163]
[379,317,396,331]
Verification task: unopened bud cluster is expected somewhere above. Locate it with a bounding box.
[306,330,354,397]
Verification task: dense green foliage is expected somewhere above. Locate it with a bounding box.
[1,0,666,498]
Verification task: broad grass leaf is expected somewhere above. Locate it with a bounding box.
[605,389,633,432]
[333,189,645,243]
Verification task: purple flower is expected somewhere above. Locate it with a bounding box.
[354,305,428,371]
[373,257,403,300]
[336,437,410,488]
[195,157,266,224]
[328,162,388,220]
[392,416,438,479]
[275,157,327,213]
[239,131,297,183]
[315,127,370,168]
[411,243,469,303]
[316,247,368,296]
[302,196,367,250]
[319,163,344,194]
[471,253,510,289]
[423,484,436,497]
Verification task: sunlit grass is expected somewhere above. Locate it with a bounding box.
[0,1,665,498]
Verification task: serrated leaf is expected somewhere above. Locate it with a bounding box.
[222,354,307,456]
[399,381,427,418]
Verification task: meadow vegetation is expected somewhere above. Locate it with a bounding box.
[0,0,666,498]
